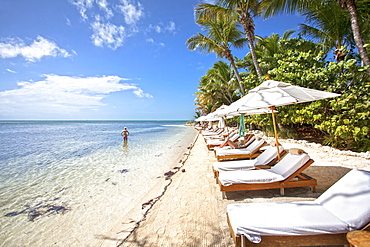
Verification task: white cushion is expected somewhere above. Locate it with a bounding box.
[316,169,370,230]
[213,159,257,172]
[227,201,348,243]
[215,148,252,156]
[254,145,284,166]
[215,139,265,156]
[213,146,283,172]
[206,139,224,145]
[270,153,310,179]
[218,169,283,186]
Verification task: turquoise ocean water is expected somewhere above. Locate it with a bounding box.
[0,121,197,246]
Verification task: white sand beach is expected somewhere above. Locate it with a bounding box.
[100,130,370,247]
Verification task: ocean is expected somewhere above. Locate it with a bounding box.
[0,120,197,246]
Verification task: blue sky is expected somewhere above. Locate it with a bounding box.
[0,0,305,120]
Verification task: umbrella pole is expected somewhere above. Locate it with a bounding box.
[269,106,281,161]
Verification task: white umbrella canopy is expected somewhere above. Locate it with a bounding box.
[214,101,273,118]
[195,116,208,122]
[237,80,341,112]
[236,80,341,160]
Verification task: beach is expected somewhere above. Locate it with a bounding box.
[109,129,370,247]
[0,121,198,246]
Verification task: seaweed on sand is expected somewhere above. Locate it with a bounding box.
[4,203,69,221]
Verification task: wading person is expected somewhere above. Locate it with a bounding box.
[121,127,130,141]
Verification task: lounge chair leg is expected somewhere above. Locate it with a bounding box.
[280,187,285,196]
[241,235,246,247]
[312,185,316,192]
[222,191,226,199]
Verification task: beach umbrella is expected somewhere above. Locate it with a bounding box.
[195,116,208,122]
[238,113,246,137]
[236,80,341,160]
[211,101,275,138]
[218,117,226,129]
[213,101,273,119]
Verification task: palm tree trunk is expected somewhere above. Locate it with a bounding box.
[240,12,263,79]
[224,48,245,94]
[245,31,263,79]
[220,89,233,104]
[230,59,245,94]
[343,0,370,75]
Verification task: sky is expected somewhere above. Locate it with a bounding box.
[0,0,306,120]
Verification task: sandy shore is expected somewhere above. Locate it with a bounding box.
[101,130,370,247]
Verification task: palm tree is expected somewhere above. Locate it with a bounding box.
[238,30,322,75]
[205,61,240,104]
[196,0,264,79]
[298,1,352,62]
[257,29,296,56]
[237,32,294,75]
[337,0,370,70]
[261,0,370,74]
[195,61,241,113]
[186,15,248,94]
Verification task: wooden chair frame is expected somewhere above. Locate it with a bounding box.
[212,149,287,179]
[227,213,370,247]
[216,142,266,162]
[218,159,316,196]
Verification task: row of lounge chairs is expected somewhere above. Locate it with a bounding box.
[198,126,370,246]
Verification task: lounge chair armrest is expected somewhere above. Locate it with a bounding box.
[255,165,271,169]
[362,222,370,231]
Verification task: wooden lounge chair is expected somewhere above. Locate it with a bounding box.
[217,149,316,197]
[202,128,222,136]
[212,145,286,178]
[213,134,256,152]
[207,133,240,150]
[215,138,266,161]
[204,129,232,139]
[226,169,370,247]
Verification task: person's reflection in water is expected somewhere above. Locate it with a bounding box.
[122,139,129,153]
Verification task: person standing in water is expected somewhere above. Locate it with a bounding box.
[121,127,130,141]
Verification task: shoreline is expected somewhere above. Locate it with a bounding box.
[111,128,369,247]
[99,129,200,246]
[0,122,199,246]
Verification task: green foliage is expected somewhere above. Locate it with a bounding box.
[316,80,370,151]
[194,60,241,113]
[249,50,370,151]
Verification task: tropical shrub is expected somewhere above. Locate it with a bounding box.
[246,50,370,151]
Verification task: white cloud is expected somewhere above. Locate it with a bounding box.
[146,38,154,43]
[147,21,176,34]
[133,88,153,98]
[69,0,94,20]
[0,36,72,62]
[6,68,16,73]
[0,74,153,119]
[165,21,176,33]
[96,0,113,19]
[91,21,126,49]
[70,0,144,49]
[145,38,165,48]
[148,24,161,33]
[118,0,143,26]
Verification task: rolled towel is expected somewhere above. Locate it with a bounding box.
[289,148,306,155]
[270,140,277,146]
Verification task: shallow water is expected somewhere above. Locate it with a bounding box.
[0,121,197,246]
